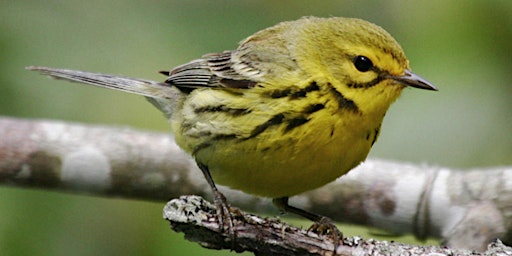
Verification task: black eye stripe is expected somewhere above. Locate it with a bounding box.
[353,56,373,72]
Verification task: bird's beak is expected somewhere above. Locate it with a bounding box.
[390,70,438,91]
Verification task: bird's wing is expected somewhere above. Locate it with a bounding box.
[164,32,299,91]
[164,51,256,90]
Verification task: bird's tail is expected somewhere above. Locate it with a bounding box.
[27,66,182,117]
[26,66,178,100]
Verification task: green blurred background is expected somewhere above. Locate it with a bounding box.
[1,1,511,255]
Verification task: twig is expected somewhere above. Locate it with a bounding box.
[164,195,512,256]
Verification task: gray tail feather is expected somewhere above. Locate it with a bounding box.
[26,66,178,100]
[27,66,181,117]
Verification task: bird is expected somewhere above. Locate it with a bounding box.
[28,16,437,245]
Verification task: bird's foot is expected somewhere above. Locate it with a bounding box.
[308,216,343,250]
[211,190,244,248]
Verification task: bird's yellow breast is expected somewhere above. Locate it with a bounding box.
[172,77,398,197]
[198,109,375,198]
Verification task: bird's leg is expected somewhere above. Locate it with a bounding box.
[196,162,236,240]
[273,197,343,247]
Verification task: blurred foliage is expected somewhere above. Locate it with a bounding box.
[0,0,511,255]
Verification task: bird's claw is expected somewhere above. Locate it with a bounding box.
[212,190,245,249]
[212,191,234,233]
[307,216,343,249]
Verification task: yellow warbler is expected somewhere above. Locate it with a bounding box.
[28,16,437,243]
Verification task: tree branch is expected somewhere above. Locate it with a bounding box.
[1,116,511,251]
[164,195,511,256]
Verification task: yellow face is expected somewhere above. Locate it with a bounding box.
[289,17,411,118]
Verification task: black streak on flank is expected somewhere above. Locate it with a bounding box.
[193,133,238,155]
[269,88,292,98]
[194,105,251,116]
[289,90,307,99]
[366,126,381,147]
[327,83,360,113]
[268,81,320,99]
[305,81,320,92]
[304,104,325,114]
[371,126,380,146]
[249,113,285,138]
[285,117,310,132]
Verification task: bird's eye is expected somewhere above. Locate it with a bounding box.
[353,56,373,72]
